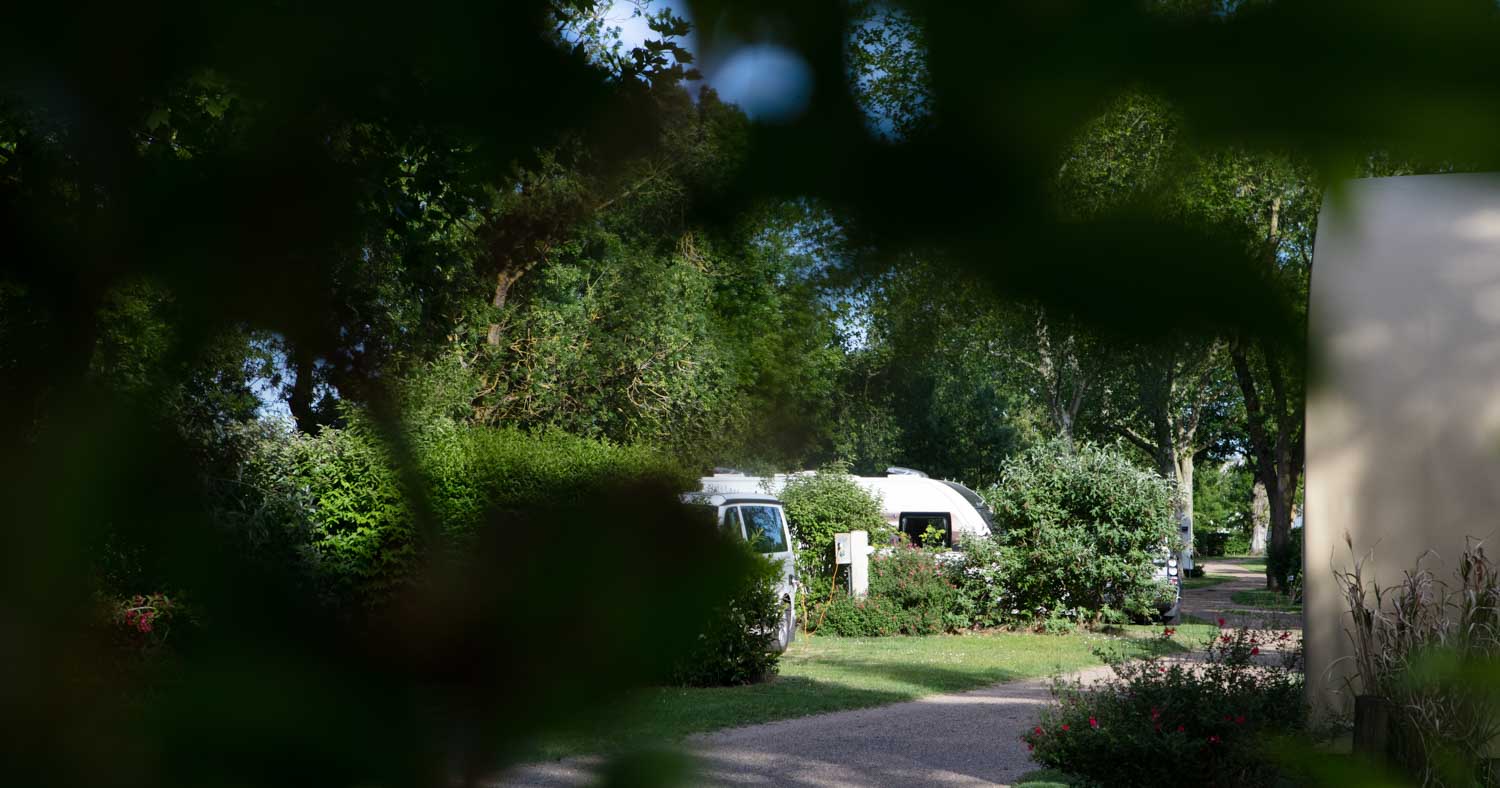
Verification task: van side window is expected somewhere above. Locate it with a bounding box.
[722,506,745,540]
[899,512,952,547]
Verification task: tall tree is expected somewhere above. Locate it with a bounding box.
[1175,151,1317,589]
[1103,338,1238,547]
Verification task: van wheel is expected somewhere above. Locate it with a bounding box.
[770,598,796,653]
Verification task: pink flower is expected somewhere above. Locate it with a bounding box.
[1150,707,1160,721]
[1217,618,1226,627]
[1251,647,1260,656]
[1209,735,1221,744]
[1034,727,1044,735]
[1177,725,1185,733]
[1061,724,1070,732]
[1027,743,1034,752]
[1089,717,1098,729]
[1235,715,1245,725]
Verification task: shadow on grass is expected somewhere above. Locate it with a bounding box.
[516,675,919,761]
[515,630,1204,763]
[790,654,1027,695]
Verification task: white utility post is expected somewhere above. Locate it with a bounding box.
[832,531,873,598]
[849,530,871,599]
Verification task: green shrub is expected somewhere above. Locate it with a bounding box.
[779,463,890,573]
[1192,528,1229,557]
[1266,526,1303,590]
[945,536,1021,629]
[668,544,783,686]
[1223,532,1251,556]
[243,406,694,606]
[1024,625,1305,786]
[816,545,960,636]
[288,416,418,603]
[982,441,1177,624]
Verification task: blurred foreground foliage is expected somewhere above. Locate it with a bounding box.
[6,0,1500,785]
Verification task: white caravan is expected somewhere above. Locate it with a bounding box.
[698,467,994,548]
[699,467,1179,622]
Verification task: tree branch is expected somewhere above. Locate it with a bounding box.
[1115,423,1159,457]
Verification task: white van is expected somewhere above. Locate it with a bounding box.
[679,491,798,652]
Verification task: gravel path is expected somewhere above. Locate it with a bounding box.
[492,662,1117,788]
[1180,556,1303,633]
[494,557,1302,787]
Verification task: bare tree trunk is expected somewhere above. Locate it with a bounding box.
[1250,480,1269,556]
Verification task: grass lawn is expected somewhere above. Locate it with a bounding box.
[524,624,1216,760]
[1238,561,1268,574]
[1182,573,1233,590]
[1230,589,1301,611]
[1015,767,1082,786]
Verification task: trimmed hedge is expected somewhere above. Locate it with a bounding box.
[246,408,694,604]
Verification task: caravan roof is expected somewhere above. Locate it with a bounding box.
[697,469,993,544]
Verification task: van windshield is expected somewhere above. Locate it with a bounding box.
[738,505,789,554]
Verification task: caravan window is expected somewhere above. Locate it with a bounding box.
[900,512,952,548]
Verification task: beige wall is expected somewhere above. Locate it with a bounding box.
[1307,174,1500,713]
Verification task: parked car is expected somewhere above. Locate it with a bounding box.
[680,491,798,652]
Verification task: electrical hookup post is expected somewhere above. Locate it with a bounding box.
[1178,511,1194,572]
[833,531,873,598]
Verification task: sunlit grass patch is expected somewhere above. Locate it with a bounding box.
[1230,589,1301,611]
[1183,573,1233,589]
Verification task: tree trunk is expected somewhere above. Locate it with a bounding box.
[288,349,317,434]
[1267,477,1290,591]
[1174,450,1195,568]
[1250,480,1269,556]
[1175,451,1195,530]
[485,269,520,346]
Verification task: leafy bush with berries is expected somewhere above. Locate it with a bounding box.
[1022,622,1305,786]
[102,592,186,654]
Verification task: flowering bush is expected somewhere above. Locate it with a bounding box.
[106,592,181,651]
[1023,622,1305,786]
